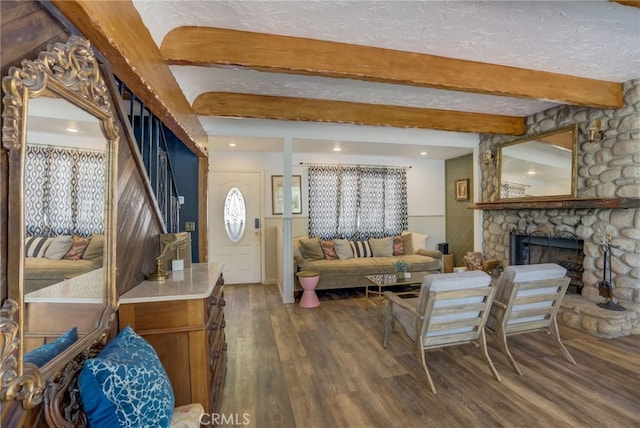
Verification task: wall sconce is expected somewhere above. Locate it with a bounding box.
[587,119,603,142]
[482,149,495,165]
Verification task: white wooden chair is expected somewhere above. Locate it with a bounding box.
[382,270,500,394]
[485,263,576,376]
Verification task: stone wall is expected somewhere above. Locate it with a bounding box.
[479,78,640,337]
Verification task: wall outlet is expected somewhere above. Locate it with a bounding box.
[185,221,196,232]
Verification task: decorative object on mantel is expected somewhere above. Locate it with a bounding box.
[146,232,191,281]
[597,236,625,312]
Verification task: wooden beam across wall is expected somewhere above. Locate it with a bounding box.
[611,0,640,9]
[162,26,623,109]
[193,92,525,135]
[51,0,208,158]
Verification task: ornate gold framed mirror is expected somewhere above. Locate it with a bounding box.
[497,125,578,201]
[1,36,118,409]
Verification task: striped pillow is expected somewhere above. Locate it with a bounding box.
[350,240,373,258]
[25,236,53,258]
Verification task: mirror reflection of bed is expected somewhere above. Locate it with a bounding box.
[23,268,104,356]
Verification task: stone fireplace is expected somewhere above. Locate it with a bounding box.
[477,78,640,338]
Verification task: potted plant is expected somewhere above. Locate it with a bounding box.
[395,260,407,280]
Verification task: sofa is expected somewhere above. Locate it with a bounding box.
[24,234,104,293]
[293,232,443,291]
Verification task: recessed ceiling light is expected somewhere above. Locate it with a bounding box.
[228,143,236,147]
[333,147,342,152]
[65,127,79,133]
[420,151,427,156]
[527,170,536,175]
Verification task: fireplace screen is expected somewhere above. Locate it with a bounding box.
[509,230,584,293]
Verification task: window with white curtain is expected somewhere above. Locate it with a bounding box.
[308,165,408,240]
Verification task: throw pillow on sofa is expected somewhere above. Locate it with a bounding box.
[82,234,104,260]
[320,240,338,260]
[25,236,53,258]
[63,235,91,260]
[79,325,175,428]
[350,240,373,258]
[299,237,325,260]
[402,233,414,254]
[369,237,393,257]
[45,235,73,259]
[393,235,404,256]
[333,239,353,259]
[401,231,430,254]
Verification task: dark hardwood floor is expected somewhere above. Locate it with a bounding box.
[219,284,640,428]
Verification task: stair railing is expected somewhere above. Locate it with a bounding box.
[115,78,181,233]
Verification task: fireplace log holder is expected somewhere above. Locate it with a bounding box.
[598,236,625,312]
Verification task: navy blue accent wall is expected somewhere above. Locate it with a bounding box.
[165,132,200,263]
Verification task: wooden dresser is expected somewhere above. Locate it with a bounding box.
[119,262,227,413]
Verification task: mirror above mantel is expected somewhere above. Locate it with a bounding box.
[497,125,578,201]
[471,123,640,210]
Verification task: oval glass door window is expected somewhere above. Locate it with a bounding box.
[224,187,246,243]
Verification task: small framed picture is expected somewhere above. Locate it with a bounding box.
[271,175,302,215]
[455,178,469,201]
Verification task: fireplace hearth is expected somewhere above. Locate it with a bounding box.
[509,230,584,293]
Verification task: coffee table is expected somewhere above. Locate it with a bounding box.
[364,272,429,317]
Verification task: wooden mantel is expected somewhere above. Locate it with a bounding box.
[469,198,640,210]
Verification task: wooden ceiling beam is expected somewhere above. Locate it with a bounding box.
[193,92,525,135]
[162,26,623,109]
[611,0,640,9]
[51,0,208,157]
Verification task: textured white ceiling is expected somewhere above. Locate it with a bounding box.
[135,0,640,80]
[132,0,640,158]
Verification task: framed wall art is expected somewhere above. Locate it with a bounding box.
[455,178,469,201]
[271,175,302,215]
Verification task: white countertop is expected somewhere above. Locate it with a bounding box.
[24,267,104,304]
[119,262,224,304]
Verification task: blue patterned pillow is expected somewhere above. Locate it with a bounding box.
[78,326,175,428]
[24,327,78,367]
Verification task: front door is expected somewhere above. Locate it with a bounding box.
[209,171,262,284]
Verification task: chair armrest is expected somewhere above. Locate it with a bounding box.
[383,291,421,317]
[415,249,442,260]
